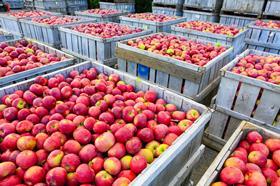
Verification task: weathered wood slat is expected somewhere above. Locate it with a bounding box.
[222,0,265,15]
[183,10,219,22]
[219,14,256,27]
[99,2,135,13]
[264,0,280,17]
[184,0,223,11]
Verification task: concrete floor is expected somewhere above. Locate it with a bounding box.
[190,147,218,184]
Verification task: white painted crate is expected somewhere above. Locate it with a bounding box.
[0,60,211,186]
[75,9,128,23]
[206,49,280,149]
[99,2,135,13]
[116,32,233,102]
[20,16,93,48]
[183,10,219,22]
[0,10,60,36]
[200,121,280,185]
[221,0,265,15]
[3,0,24,9]
[0,39,76,87]
[153,0,185,6]
[184,0,223,11]
[120,14,186,33]
[152,6,181,16]
[59,23,152,66]
[171,22,248,57]
[219,14,257,27]
[264,0,280,17]
[246,20,280,54]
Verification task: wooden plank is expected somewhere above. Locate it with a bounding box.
[117,58,127,72]
[115,46,203,83]
[224,117,243,140]
[168,75,183,93]
[207,110,230,138]
[183,80,200,98]
[127,61,137,75]
[156,71,169,87]
[253,90,280,125]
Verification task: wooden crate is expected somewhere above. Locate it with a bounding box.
[171,22,248,57]
[59,23,152,66]
[120,14,186,33]
[183,10,219,22]
[153,0,185,6]
[205,49,280,150]
[1,60,211,186]
[219,14,256,27]
[0,39,76,87]
[264,0,280,17]
[34,0,67,14]
[75,9,128,23]
[200,121,280,185]
[20,16,93,48]
[246,20,280,54]
[152,6,182,16]
[184,0,223,11]
[99,2,135,13]
[116,33,233,102]
[221,0,265,15]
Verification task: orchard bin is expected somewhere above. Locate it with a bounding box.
[0,61,211,185]
[116,32,233,102]
[198,121,280,185]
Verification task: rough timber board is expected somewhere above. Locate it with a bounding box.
[221,0,265,15]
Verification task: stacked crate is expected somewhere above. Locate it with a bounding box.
[34,0,67,14]
[66,0,88,15]
[263,0,280,19]
[24,0,35,10]
[152,0,185,16]
[220,0,265,27]
[183,0,223,22]
[3,0,24,9]
[99,0,135,13]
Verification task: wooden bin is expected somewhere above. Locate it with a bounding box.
[152,6,181,17]
[75,9,128,23]
[1,60,211,186]
[171,22,248,57]
[99,2,135,13]
[116,33,233,102]
[205,49,280,150]
[183,10,219,22]
[34,0,67,14]
[20,16,94,48]
[120,14,186,33]
[0,10,60,36]
[219,14,257,27]
[0,39,76,87]
[264,0,280,17]
[221,0,265,15]
[184,0,223,12]
[246,20,280,54]
[199,121,280,185]
[59,23,153,66]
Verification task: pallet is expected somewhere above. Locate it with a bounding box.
[1,60,211,186]
[152,6,182,16]
[206,49,280,149]
[171,22,248,57]
[264,0,280,17]
[116,33,233,102]
[0,39,76,87]
[199,121,280,185]
[99,2,135,13]
[59,24,152,66]
[153,0,185,6]
[183,10,219,22]
[75,9,128,23]
[3,0,24,9]
[245,20,280,54]
[120,15,186,33]
[219,14,257,27]
[20,16,93,48]
[221,0,265,15]
[184,0,223,12]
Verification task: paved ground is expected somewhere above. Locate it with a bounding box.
[190,147,218,185]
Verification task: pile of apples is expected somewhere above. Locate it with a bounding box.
[32,16,81,25]
[0,67,201,185]
[85,9,120,15]
[72,23,143,39]
[0,40,67,78]
[126,33,227,66]
[9,11,51,18]
[255,20,280,29]
[126,13,177,22]
[176,21,241,36]
[231,54,280,85]
[212,131,280,186]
